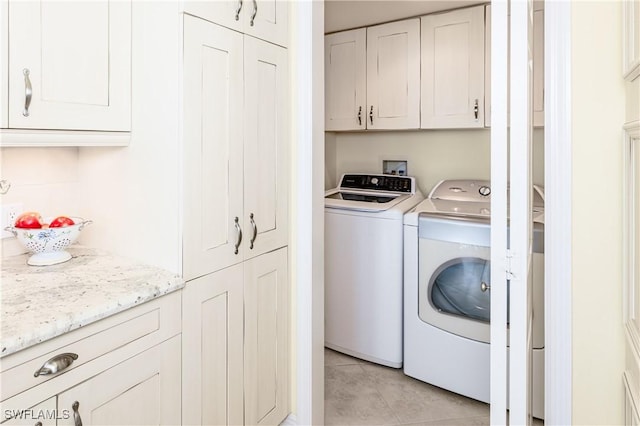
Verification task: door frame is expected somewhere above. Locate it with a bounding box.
[292,1,574,424]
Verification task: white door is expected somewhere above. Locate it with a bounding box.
[244,248,290,425]
[182,15,244,280]
[490,0,535,424]
[244,36,289,260]
[421,6,485,129]
[366,19,420,130]
[8,0,131,131]
[324,29,366,131]
[182,265,245,426]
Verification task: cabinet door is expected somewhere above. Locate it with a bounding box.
[183,15,244,280]
[325,29,367,131]
[56,336,181,426]
[183,0,288,47]
[182,265,244,426]
[244,248,289,425]
[243,37,288,261]
[421,6,485,129]
[366,19,420,130]
[8,0,131,131]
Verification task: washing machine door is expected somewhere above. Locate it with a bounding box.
[418,215,493,344]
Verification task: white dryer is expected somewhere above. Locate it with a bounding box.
[325,173,424,368]
[403,180,545,418]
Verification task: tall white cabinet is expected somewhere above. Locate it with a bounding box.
[325,19,420,131]
[421,5,485,129]
[181,12,290,426]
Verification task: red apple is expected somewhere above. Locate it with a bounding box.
[14,212,43,229]
[49,216,75,228]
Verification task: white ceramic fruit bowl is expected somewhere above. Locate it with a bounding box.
[5,217,92,266]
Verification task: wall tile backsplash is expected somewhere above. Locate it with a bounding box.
[1,147,80,257]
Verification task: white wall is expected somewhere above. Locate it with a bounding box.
[0,147,80,257]
[326,129,545,194]
[571,1,626,423]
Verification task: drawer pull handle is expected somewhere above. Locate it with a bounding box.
[72,401,83,426]
[249,213,257,249]
[235,0,243,20]
[357,106,362,125]
[33,352,78,377]
[474,99,479,120]
[369,105,374,125]
[250,0,257,26]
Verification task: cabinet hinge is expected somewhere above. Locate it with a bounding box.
[506,249,515,280]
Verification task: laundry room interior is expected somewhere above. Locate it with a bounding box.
[323,0,547,424]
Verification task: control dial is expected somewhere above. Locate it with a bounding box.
[371,177,379,185]
[478,186,491,197]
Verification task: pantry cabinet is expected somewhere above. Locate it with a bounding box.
[183,0,288,47]
[0,293,181,426]
[182,14,288,281]
[421,5,485,129]
[182,248,289,426]
[1,0,131,141]
[324,19,420,131]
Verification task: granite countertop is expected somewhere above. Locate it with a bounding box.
[1,246,184,357]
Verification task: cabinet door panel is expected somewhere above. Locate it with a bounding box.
[244,37,288,260]
[367,19,420,129]
[245,0,288,48]
[244,248,289,425]
[57,336,181,426]
[182,265,244,426]
[183,15,244,280]
[8,0,130,131]
[325,29,366,131]
[421,6,485,128]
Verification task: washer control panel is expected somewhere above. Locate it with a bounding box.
[339,174,414,193]
[429,180,492,202]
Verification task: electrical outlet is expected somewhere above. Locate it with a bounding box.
[1,203,23,239]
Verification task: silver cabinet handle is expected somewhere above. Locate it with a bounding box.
[474,99,479,120]
[250,0,257,26]
[235,0,243,21]
[34,353,78,377]
[357,106,362,125]
[369,105,374,125]
[23,68,32,117]
[481,282,491,292]
[249,213,257,249]
[234,217,242,255]
[72,401,83,426]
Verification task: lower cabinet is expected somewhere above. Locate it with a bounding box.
[182,247,289,426]
[0,293,182,426]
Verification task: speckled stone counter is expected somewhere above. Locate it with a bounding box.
[1,246,184,357]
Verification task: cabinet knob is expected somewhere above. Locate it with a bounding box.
[369,105,374,125]
[474,99,479,120]
[357,106,362,126]
[34,353,78,377]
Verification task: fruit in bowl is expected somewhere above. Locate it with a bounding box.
[5,213,92,266]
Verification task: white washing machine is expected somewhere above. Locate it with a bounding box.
[403,180,545,418]
[325,173,424,368]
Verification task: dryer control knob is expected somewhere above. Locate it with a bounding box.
[371,177,379,185]
[479,186,491,197]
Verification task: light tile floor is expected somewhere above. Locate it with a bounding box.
[324,348,544,426]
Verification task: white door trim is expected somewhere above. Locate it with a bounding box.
[544,1,573,424]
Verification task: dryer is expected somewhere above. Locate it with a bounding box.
[325,173,424,368]
[403,180,545,418]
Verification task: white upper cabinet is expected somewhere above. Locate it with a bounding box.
[6,0,131,132]
[325,29,366,131]
[183,0,288,47]
[421,6,485,129]
[367,19,421,130]
[243,36,289,261]
[325,19,419,131]
[182,15,244,280]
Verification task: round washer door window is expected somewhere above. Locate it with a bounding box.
[429,257,491,322]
